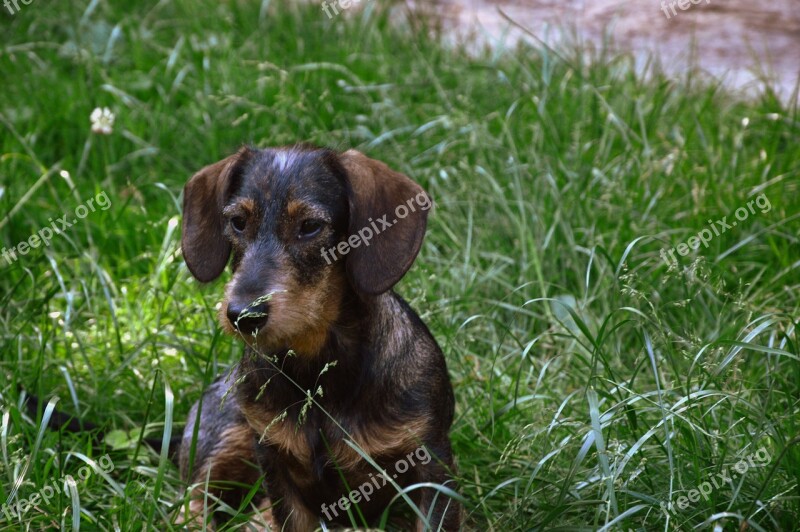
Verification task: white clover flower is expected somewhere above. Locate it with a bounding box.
[90,107,115,135]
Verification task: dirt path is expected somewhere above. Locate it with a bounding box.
[406,0,800,102]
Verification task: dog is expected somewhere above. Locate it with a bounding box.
[179,145,460,530]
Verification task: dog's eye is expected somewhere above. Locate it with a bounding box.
[230,215,247,233]
[298,219,323,239]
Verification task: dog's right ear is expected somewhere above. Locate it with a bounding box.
[181,147,251,282]
[339,150,430,295]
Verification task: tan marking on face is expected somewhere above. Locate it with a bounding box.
[218,298,235,336]
[217,254,291,340]
[266,268,344,354]
[220,264,347,357]
[223,197,257,223]
[285,199,303,219]
[239,197,256,213]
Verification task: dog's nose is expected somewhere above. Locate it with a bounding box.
[226,301,269,335]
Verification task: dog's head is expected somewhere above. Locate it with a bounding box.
[181,145,431,354]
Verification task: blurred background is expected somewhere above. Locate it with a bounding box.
[409,0,800,101]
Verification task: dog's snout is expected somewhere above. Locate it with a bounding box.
[227,301,269,335]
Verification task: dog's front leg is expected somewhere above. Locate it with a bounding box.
[414,449,461,531]
[179,378,268,528]
[254,444,320,531]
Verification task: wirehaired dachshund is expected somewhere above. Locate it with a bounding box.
[179,145,460,530]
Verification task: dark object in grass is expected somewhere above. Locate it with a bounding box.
[18,386,182,463]
[179,144,461,530]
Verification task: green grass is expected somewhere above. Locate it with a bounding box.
[1,0,799,530]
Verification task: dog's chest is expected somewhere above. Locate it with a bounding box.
[235,355,428,481]
[241,395,425,478]
[242,399,358,470]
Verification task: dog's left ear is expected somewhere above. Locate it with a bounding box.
[339,150,430,295]
[182,147,252,283]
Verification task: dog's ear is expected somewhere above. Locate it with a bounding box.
[182,147,252,282]
[339,150,430,295]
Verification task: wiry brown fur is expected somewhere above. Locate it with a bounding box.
[179,145,460,530]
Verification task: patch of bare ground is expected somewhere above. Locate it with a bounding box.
[401,0,800,102]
